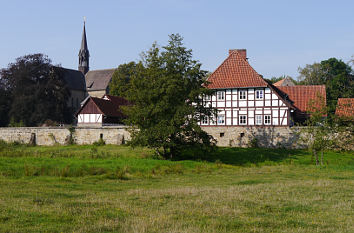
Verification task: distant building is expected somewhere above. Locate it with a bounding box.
[77,21,116,98]
[53,67,87,113]
[201,49,326,127]
[76,94,130,127]
[85,69,116,97]
[335,98,354,121]
[273,77,295,87]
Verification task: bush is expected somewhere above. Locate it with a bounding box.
[93,138,105,146]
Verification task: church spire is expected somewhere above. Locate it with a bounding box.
[78,18,89,75]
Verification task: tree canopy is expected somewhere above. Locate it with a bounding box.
[298,58,354,116]
[0,54,71,126]
[110,34,215,159]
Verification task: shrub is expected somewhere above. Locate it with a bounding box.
[93,138,105,146]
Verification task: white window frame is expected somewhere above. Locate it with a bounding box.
[217,114,225,124]
[239,90,247,100]
[239,115,247,125]
[217,91,225,101]
[201,116,208,125]
[204,95,211,101]
[264,115,271,125]
[256,90,264,100]
[256,115,262,125]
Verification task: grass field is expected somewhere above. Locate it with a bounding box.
[0,143,353,232]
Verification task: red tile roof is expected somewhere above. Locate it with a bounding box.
[335,98,354,119]
[277,85,326,113]
[206,50,268,89]
[273,79,285,86]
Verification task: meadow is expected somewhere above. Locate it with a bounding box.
[0,143,353,232]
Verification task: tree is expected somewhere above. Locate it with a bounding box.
[301,95,330,165]
[109,61,142,97]
[113,34,216,159]
[0,54,71,126]
[298,58,354,116]
[0,79,11,126]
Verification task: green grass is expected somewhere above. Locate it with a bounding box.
[0,144,353,232]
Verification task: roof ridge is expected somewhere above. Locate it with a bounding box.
[87,68,116,72]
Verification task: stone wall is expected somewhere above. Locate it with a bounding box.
[0,126,307,149]
[202,126,306,149]
[0,126,130,146]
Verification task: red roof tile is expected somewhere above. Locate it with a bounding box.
[335,98,354,119]
[206,50,267,89]
[277,85,326,113]
[273,79,285,86]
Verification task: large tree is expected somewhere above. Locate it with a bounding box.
[112,34,215,159]
[298,58,354,116]
[109,61,142,97]
[0,54,71,126]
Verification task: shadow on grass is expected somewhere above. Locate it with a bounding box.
[180,147,306,166]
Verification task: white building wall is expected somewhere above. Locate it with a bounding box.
[200,87,290,127]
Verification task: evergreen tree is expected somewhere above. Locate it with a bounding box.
[113,34,215,159]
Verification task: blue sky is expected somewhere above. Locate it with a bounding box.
[1,0,353,79]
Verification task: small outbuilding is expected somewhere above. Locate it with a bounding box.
[76,94,130,127]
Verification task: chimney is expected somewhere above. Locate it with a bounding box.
[229,49,247,60]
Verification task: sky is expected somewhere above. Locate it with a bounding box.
[0,0,353,79]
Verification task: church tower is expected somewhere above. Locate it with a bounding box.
[78,19,89,75]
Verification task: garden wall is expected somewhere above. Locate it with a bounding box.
[201,126,306,149]
[0,126,130,146]
[0,126,308,148]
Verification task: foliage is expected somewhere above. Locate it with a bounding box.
[298,58,354,117]
[300,95,331,165]
[109,61,143,97]
[0,54,72,126]
[114,34,216,159]
[93,138,106,146]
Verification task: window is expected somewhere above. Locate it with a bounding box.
[256,115,262,125]
[217,115,225,124]
[239,90,246,100]
[201,116,208,125]
[264,115,271,125]
[204,95,211,101]
[256,90,263,99]
[239,115,247,125]
[217,91,225,100]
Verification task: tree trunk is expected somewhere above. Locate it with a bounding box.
[314,150,319,165]
[321,151,324,166]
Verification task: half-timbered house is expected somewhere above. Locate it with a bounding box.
[201,49,296,127]
[76,94,130,127]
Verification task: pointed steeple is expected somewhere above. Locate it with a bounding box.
[78,18,89,75]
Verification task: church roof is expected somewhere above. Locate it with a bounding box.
[85,69,116,91]
[53,67,86,91]
[206,49,268,89]
[79,23,89,58]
